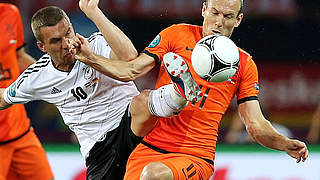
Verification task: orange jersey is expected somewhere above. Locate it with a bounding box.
[0,3,30,142]
[143,24,259,162]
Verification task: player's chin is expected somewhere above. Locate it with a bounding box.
[63,53,76,62]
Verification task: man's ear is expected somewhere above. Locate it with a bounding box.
[202,2,206,17]
[37,41,46,53]
[235,13,244,27]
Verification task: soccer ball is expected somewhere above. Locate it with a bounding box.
[191,35,240,83]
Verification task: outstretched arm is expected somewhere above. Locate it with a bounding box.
[238,100,309,163]
[0,88,12,110]
[79,0,137,61]
[73,33,155,82]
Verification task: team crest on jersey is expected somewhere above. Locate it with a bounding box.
[85,77,99,88]
[254,83,260,90]
[84,66,94,80]
[148,35,161,48]
[9,40,17,44]
[227,74,238,84]
[227,78,236,84]
[8,82,16,97]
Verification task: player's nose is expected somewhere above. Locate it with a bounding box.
[62,37,70,50]
[214,15,223,27]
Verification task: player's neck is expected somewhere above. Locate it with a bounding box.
[51,59,76,72]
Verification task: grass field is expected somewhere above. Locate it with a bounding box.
[43,143,320,153]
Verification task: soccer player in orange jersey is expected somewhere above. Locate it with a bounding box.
[73,0,309,179]
[0,3,53,180]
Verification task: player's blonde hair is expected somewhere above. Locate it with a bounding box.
[204,0,243,17]
[31,6,70,42]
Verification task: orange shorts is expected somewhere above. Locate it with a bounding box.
[124,143,214,180]
[0,128,53,180]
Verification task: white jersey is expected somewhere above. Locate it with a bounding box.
[3,32,140,158]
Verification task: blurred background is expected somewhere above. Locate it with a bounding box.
[1,0,320,179]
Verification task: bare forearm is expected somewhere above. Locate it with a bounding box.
[239,101,289,151]
[247,120,288,151]
[83,54,142,81]
[75,33,155,82]
[86,9,137,61]
[239,101,308,162]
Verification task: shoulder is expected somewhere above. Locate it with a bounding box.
[12,54,50,91]
[160,23,201,41]
[87,32,110,56]
[164,23,201,33]
[0,3,20,19]
[36,54,51,66]
[23,54,50,76]
[238,48,254,63]
[87,32,104,43]
[87,32,109,48]
[0,3,18,12]
[237,48,258,75]
[87,32,106,47]
[1,3,19,15]
[239,48,251,58]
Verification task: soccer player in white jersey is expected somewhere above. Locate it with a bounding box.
[0,4,201,180]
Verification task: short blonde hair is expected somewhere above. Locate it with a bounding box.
[31,6,70,42]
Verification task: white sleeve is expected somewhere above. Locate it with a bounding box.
[3,69,35,104]
[88,32,112,58]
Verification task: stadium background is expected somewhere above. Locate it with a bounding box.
[1,0,320,179]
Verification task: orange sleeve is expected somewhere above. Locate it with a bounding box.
[236,55,259,103]
[143,24,179,64]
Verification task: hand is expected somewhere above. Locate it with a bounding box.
[79,0,99,17]
[284,139,309,163]
[71,33,95,64]
[66,35,81,55]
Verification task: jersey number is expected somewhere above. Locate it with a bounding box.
[71,87,87,101]
[192,86,210,109]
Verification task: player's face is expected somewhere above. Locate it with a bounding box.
[37,18,76,67]
[202,0,243,38]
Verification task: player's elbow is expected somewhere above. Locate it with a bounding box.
[246,121,273,144]
[118,74,137,82]
[128,49,139,60]
[111,72,135,82]
[124,63,145,81]
[116,71,139,82]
